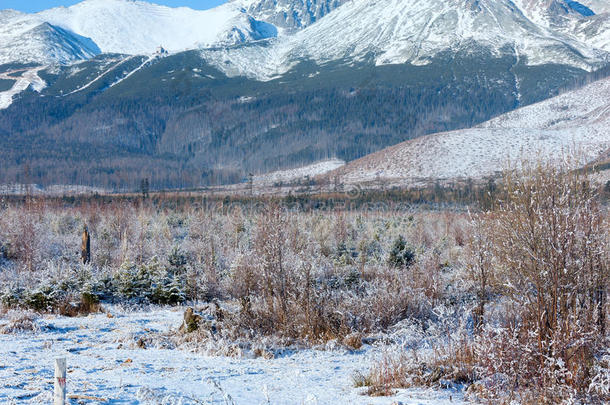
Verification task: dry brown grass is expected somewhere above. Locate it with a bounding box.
[57,293,103,317]
[1,311,40,334]
[357,160,609,403]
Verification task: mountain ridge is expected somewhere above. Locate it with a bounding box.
[1,0,609,70]
[199,0,610,81]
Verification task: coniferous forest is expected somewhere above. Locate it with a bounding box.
[1,51,601,190]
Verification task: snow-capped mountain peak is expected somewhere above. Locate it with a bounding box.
[0,0,609,78]
[200,0,610,80]
[0,10,100,65]
[0,0,287,65]
[37,0,278,55]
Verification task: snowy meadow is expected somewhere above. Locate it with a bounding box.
[0,162,608,404]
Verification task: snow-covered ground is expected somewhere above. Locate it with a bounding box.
[331,75,610,185]
[0,306,462,404]
[254,159,345,186]
[0,184,107,195]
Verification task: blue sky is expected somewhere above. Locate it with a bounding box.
[0,0,227,13]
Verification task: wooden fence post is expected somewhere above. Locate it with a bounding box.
[54,358,66,405]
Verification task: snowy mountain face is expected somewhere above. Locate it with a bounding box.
[200,0,610,80]
[0,0,280,64]
[0,10,100,65]
[0,0,347,64]
[0,0,609,74]
[513,0,594,24]
[237,0,349,31]
[37,0,277,55]
[511,0,610,51]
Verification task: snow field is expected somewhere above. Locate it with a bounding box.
[0,306,462,404]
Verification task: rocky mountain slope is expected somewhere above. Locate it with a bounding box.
[575,0,610,14]
[202,0,610,80]
[512,0,610,51]
[238,0,349,31]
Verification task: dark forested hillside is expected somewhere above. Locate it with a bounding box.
[0,49,597,190]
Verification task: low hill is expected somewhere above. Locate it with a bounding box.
[328,75,610,187]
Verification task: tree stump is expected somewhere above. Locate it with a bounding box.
[179,307,202,333]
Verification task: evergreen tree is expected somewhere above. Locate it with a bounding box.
[387,235,415,268]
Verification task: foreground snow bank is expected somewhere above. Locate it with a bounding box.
[0,305,462,404]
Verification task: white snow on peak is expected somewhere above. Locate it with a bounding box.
[201,0,610,80]
[0,10,100,65]
[36,0,277,55]
[0,0,609,78]
[334,76,610,184]
[511,0,610,51]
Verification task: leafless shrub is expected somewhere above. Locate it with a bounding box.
[1,310,40,334]
[57,292,102,317]
[1,196,470,344]
[464,159,609,402]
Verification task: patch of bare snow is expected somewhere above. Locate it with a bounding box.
[0,184,107,195]
[0,67,46,110]
[255,159,346,185]
[0,306,462,404]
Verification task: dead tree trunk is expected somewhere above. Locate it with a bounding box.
[81,225,90,264]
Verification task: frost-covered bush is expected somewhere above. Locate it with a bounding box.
[0,276,103,316]
[0,196,471,343]
[462,160,610,402]
[589,352,610,399]
[0,285,25,308]
[222,206,448,342]
[23,284,58,312]
[1,310,41,334]
[357,305,475,396]
[359,161,609,402]
[113,261,148,300]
